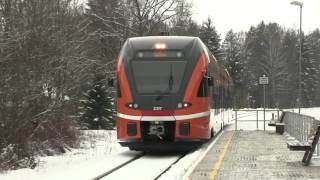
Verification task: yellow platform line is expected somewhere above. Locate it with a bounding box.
[209,131,235,180]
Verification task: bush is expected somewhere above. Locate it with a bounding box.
[79,74,115,130]
[0,97,80,171]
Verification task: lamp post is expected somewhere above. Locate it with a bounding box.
[290,1,303,114]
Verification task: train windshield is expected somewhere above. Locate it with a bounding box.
[132,60,187,94]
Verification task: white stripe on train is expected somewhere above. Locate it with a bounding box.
[117,111,210,121]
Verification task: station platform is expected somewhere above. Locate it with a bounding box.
[188,130,320,180]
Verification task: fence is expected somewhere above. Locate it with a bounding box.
[234,109,282,131]
[233,109,320,160]
[283,112,320,157]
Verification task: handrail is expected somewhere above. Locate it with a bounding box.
[234,109,282,112]
[283,112,320,142]
[282,111,320,165]
[233,109,283,131]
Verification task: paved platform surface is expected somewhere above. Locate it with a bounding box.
[188,130,320,180]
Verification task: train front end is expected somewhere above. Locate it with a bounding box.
[116,36,212,151]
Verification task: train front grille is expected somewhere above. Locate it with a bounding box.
[141,121,175,142]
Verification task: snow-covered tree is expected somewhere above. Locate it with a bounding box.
[279,30,299,107]
[170,0,199,36]
[86,0,125,68]
[244,22,269,107]
[222,30,247,107]
[127,0,180,36]
[80,74,115,130]
[301,34,318,107]
[308,29,320,106]
[0,0,83,170]
[244,22,289,108]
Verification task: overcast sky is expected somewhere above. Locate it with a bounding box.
[191,0,320,38]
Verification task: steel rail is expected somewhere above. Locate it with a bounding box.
[91,153,145,180]
[153,153,188,180]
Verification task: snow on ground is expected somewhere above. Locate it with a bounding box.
[0,130,221,180]
[1,108,319,180]
[0,130,138,180]
[232,109,278,131]
[101,154,181,180]
[159,133,223,180]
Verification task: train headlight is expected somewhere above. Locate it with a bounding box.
[177,102,191,109]
[127,103,139,109]
[133,103,138,108]
[137,52,144,58]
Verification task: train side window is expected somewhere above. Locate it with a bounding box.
[197,74,209,97]
[214,86,221,113]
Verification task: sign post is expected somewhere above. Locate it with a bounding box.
[259,75,269,131]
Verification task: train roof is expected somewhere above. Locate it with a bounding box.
[126,36,200,50]
[120,36,233,88]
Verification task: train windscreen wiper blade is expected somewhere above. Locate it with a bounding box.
[155,65,174,101]
[168,64,173,92]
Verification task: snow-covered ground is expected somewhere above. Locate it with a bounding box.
[0,131,140,180]
[231,109,278,131]
[1,108,319,180]
[0,130,222,180]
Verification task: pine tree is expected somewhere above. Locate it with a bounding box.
[308,29,320,106]
[199,17,223,62]
[222,30,247,107]
[80,74,115,130]
[279,30,299,107]
[244,22,288,108]
[264,23,286,108]
[301,34,317,107]
[244,23,269,107]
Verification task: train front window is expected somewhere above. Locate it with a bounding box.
[132,60,187,94]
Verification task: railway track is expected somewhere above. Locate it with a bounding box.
[92,132,225,180]
[92,152,188,180]
[154,153,188,180]
[91,124,227,180]
[92,153,145,180]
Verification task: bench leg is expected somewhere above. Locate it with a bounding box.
[302,126,320,165]
[304,151,314,166]
[302,150,310,164]
[302,150,309,163]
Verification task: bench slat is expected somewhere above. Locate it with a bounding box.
[268,123,276,126]
[287,141,311,151]
[268,120,277,126]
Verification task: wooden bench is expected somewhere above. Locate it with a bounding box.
[287,141,311,151]
[268,112,285,134]
[286,125,320,165]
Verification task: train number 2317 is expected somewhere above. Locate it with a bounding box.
[153,106,163,111]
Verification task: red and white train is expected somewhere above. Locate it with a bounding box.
[115,36,232,151]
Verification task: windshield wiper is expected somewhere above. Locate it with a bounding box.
[155,64,174,101]
[168,64,173,92]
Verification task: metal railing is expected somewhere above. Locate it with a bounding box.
[283,112,320,157]
[234,109,282,131]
